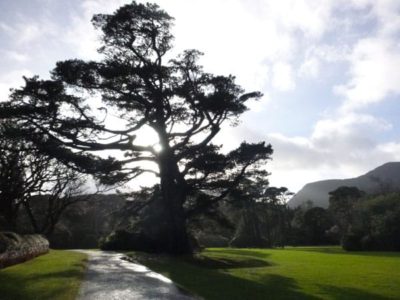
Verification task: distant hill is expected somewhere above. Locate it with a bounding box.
[288,162,400,208]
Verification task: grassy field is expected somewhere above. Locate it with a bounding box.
[130,246,400,300]
[0,250,87,300]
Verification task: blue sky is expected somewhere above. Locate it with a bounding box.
[1,0,400,192]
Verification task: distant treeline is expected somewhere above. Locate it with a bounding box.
[285,188,400,251]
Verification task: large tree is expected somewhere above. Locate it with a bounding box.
[0,1,272,254]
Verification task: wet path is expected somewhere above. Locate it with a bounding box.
[76,250,196,300]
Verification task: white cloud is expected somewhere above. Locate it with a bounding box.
[65,0,131,59]
[299,57,320,78]
[3,50,29,62]
[271,113,396,188]
[0,23,14,35]
[0,69,33,101]
[311,113,392,145]
[1,18,58,45]
[228,111,397,192]
[247,0,336,39]
[335,37,400,111]
[271,62,296,91]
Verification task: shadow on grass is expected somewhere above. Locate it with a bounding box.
[145,256,397,300]
[148,261,318,300]
[318,284,392,300]
[288,247,400,258]
[190,254,272,269]
[135,251,317,300]
[206,248,273,259]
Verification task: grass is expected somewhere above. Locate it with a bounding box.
[129,246,400,300]
[0,250,87,300]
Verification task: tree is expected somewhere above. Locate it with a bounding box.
[262,186,293,247]
[229,174,292,248]
[0,123,86,234]
[328,186,365,237]
[302,207,334,245]
[0,135,26,230]
[229,173,270,248]
[338,193,400,251]
[0,1,272,254]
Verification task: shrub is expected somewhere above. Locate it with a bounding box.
[342,233,362,251]
[0,232,49,268]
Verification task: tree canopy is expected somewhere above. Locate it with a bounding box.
[0,1,272,254]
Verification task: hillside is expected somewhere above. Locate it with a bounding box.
[288,162,400,208]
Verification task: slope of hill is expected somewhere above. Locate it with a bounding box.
[288,162,400,208]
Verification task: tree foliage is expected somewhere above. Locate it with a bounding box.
[328,186,365,237]
[228,175,292,248]
[0,1,272,253]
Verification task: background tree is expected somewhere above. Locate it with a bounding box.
[0,135,26,230]
[229,174,292,248]
[0,1,272,254]
[302,207,334,245]
[262,186,293,247]
[229,173,270,248]
[0,123,87,234]
[328,186,365,238]
[338,193,400,251]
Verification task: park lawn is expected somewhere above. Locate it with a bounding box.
[130,246,400,300]
[0,250,87,300]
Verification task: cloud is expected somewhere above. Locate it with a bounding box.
[3,50,29,62]
[326,0,400,111]
[0,69,32,101]
[298,57,320,79]
[0,18,58,45]
[271,62,296,91]
[65,0,131,59]
[335,37,400,111]
[228,111,397,191]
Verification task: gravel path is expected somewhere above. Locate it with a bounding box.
[76,250,197,300]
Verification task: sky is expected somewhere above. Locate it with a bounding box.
[0,0,400,193]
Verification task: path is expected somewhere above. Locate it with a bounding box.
[76,250,197,300]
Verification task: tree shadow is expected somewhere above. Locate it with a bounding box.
[189,254,272,269]
[143,257,318,300]
[288,247,400,258]
[206,248,273,259]
[318,284,392,300]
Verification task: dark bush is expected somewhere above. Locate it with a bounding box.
[342,233,362,251]
[99,229,161,252]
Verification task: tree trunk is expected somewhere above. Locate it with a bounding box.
[0,197,18,231]
[159,156,191,255]
[23,201,40,233]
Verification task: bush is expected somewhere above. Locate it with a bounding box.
[342,233,362,251]
[99,229,160,252]
[0,232,49,268]
[195,233,230,248]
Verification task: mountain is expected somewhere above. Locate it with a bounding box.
[288,162,400,208]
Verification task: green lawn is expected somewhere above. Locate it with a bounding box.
[0,250,87,300]
[130,246,400,300]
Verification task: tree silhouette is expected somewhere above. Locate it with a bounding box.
[0,123,85,234]
[0,1,272,254]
